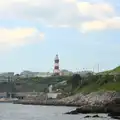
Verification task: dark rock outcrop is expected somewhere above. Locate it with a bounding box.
[93,115,99,117]
[65,105,105,114]
[65,97,120,118]
[106,98,120,119]
[84,115,100,118]
[84,115,91,118]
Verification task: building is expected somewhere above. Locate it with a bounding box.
[47,93,61,99]
[0,92,7,98]
[53,54,60,76]
[0,72,14,77]
[0,72,14,82]
[36,72,52,77]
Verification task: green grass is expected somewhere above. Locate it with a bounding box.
[75,83,100,93]
[74,81,120,93]
[112,66,120,73]
[99,82,120,91]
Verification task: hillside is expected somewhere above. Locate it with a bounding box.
[69,66,120,94]
[0,66,120,93]
[74,81,120,93]
[100,66,120,74]
[111,66,120,73]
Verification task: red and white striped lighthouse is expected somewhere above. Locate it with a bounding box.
[53,54,60,76]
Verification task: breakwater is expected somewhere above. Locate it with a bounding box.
[13,99,80,107]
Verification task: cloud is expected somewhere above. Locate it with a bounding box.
[0,0,79,27]
[0,0,120,32]
[81,17,120,32]
[77,2,114,19]
[0,27,44,48]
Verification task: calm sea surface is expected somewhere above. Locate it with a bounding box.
[0,103,114,120]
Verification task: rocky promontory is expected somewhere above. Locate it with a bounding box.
[62,91,120,118]
[14,91,120,118]
[14,91,120,107]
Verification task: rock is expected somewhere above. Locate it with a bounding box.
[65,108,84,114]
[108,111,120,119]
[59,91,119,107]
[93,115,99,118]
[84,115,100,118]
[110,116,120,119]
[107,97,120,119]
[108,113,120,117]
[65,105,105,114]
[65,110,79,115]
[84,115,91,118]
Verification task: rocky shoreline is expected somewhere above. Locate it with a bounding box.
[14,91,120,119]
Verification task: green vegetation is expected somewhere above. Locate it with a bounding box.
[0,76,71,92]
[0,66,120,93]
[65,66,120,94]
[70,74,120,94]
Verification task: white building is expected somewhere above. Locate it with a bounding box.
[36,72,52,77]
[47,93,61,99]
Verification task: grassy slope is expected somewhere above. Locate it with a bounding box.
[74,66,120,93]
[75,82,120,93]
[112,66,120,73]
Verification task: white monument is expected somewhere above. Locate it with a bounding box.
[48,85,53,93]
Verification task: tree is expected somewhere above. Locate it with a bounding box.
[70,74,82,89]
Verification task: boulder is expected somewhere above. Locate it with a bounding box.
[84,115,91,118]
[84,115,100,118]
[93,115,99,118]
[65,105,105,114]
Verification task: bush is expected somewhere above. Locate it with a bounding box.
[97,74,114,86]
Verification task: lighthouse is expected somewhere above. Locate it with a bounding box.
[53,54,60,76]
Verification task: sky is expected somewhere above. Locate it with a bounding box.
[0,0,120,73]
